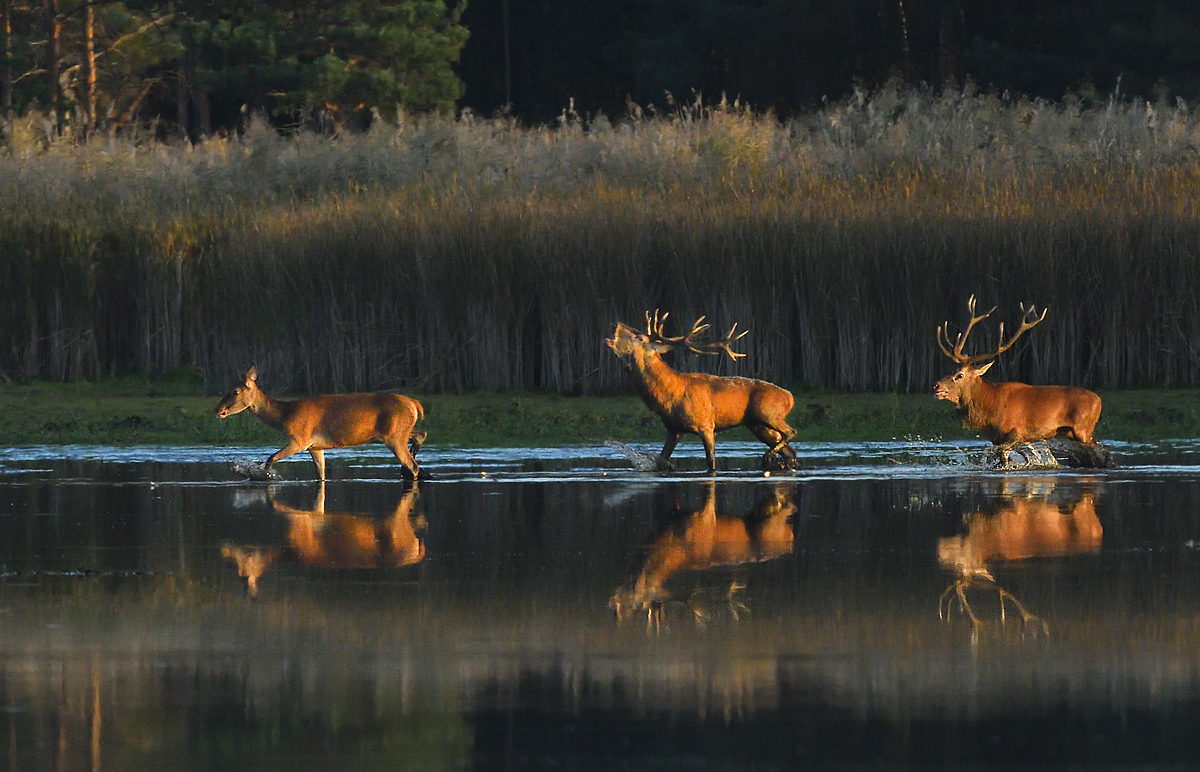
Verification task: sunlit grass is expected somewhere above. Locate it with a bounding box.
[3,86,1200,394]
[1,378,1198,447]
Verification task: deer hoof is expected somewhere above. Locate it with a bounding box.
[762,453,798,472]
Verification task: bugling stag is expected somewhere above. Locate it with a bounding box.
[216,366,426,481]
[934,296,1103,464]
[607,311,797,472]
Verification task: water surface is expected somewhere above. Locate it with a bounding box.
[3,439,1200,770]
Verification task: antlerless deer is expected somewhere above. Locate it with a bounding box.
[934,296,1104,465]
[607,311,798,472]
[216,366,426,481]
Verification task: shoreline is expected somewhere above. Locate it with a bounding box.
[0,379,1197,448]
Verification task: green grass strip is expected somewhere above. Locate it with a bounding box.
[0,379,1196,447]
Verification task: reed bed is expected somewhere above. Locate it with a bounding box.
[3,85,1200,394]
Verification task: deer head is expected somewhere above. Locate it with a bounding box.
[221,543,280,599]
[216,365,262,418]
[606,310,748,364]
[934,295,1047,406]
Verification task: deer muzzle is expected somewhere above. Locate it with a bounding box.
[215,395,240,418]
[933,381,955,402]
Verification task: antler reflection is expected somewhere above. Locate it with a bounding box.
[938,570,1048,641]
[936,479,1102,642]
[609,481,795,633]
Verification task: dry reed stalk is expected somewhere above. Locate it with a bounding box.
[0,92,1198,392]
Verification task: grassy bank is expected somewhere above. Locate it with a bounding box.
[4,86,1200,394]
[1,378,1199,448]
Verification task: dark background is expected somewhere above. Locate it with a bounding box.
[5,1,1199,135]
[456,0,1200,122]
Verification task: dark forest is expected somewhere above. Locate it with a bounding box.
[461,0,1200,121]
[2,1,1199,134]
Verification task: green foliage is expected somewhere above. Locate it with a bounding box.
[0,0,467,140]
[181,0,469,120]
[0,1,180,127]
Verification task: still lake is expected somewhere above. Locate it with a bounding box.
[3,438,1200,770]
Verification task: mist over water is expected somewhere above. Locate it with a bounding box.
[3,440,1200,770]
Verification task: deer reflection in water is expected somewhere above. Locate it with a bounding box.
[221,483,425,599]
[937,479,1102,640]
[609,481,796,632]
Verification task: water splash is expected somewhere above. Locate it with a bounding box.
[231,459,283,481]
[603,440,665,472]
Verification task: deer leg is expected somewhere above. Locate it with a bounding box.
[751,424,798,469]
[386,438,420,481]
[759,430,785,467]
[699,428,717,473]
[767,430,797,462]
[656,432,681,471]
[409,429,427,456]
[1063,425,1094,445]
[309,449,327,482]
[381,410,423,480]
[266,441,309,477]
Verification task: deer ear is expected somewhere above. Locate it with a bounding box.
[246,365,258,383]
[976,361,994,376]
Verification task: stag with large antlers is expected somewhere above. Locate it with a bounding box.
[934,296,1103,463]
[607,310,797,472]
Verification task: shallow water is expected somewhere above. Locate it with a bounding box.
[3,439,1200,770]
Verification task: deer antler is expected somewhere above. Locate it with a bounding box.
[645,309,671,338]
[645,310,747,360]
[647,310,711,345]
[701,323,749,361]
[937,295,1047,365]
